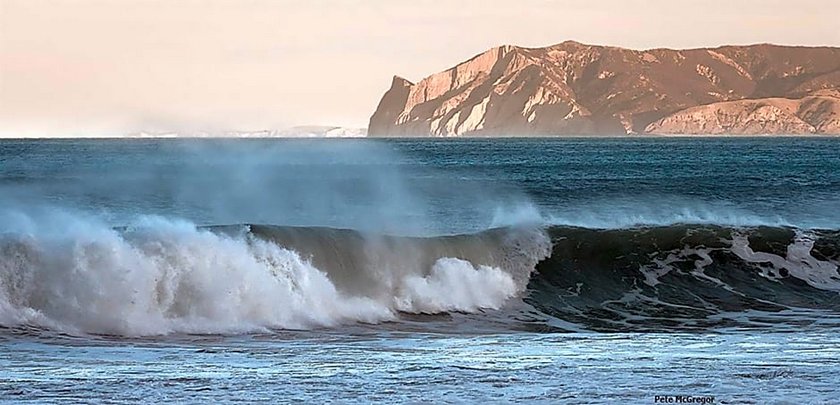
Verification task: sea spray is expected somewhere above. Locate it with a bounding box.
[0,212,551,336]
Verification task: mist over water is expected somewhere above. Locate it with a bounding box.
[0,139,556,335]
[2,140,420,233]
[5,137,840,232]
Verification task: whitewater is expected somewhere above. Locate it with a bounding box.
[0,213,550,335]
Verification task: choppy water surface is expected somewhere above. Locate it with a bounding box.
[2,331,839,403]
[1,137,840,403]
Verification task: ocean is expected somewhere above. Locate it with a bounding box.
[1,137,839,403]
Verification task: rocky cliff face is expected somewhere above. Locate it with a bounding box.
[368,42,840,136]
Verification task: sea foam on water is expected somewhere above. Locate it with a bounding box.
[0,211,549,336]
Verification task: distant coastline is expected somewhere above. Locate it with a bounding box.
[0,126,368,139]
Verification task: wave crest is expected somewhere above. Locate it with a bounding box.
[0,214,550,336]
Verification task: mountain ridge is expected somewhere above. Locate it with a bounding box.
[368,42,840,136]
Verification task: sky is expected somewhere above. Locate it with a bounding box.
[1,0,839,136]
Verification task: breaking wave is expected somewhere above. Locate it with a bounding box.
[0,213,550,336]
[2,211,840,336]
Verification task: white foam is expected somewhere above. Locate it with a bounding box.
[730,232,840,292]
[0,212,542,336]
[0,215,398,335]
[395,258,517,313]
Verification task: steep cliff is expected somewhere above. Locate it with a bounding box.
[368,42,840,136]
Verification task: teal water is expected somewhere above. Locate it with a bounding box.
[1,138,839,403]
[2,137,839,231]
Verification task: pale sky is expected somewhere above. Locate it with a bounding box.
[1,0,839,136]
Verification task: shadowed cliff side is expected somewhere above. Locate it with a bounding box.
[368,42,840,136]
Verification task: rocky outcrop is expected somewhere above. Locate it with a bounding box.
[646,95,840,134]
[368,42,840,136]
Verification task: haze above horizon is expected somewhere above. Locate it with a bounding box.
[1,0,838,137]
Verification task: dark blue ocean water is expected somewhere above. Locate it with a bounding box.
[1,138,840,403]
[2,137,839,232]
